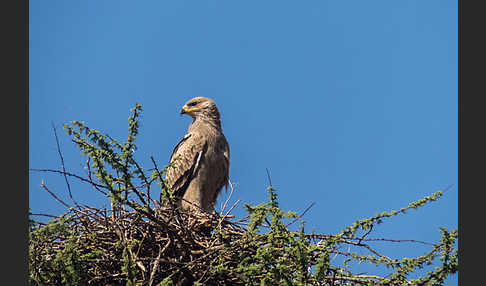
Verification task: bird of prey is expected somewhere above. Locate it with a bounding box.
[165,97,230,212]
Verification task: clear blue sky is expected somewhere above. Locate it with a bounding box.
[30,1,457,283]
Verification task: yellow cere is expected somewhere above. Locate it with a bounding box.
[183,106,195,112]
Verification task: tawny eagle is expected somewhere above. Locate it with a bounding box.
[165,97,230,212]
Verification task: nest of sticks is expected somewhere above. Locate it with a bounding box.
[30,198,250,286]
[29,180,457,286]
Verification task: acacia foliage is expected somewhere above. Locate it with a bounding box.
[29,104,458,285]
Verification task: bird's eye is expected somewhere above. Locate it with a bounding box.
[188,101,198,107]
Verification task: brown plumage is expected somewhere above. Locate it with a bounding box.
[165,97,230,212]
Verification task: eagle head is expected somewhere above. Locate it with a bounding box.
[180,97,220,120]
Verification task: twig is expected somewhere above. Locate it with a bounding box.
[308,233,433,245]
[52,123,80,208]
[265,168,272,187]
[150,156,165,202]
[224,199,241,217]
[40,181,72,209]
[285,202,316,227]
[442,183,455,193]
[149,245,163,286]
[354,237,433,245]
[30,168,109,190]
[357,224,373,244]
[29,213,60,218]
[220,180,236,216]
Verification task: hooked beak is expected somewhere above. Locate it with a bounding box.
[180,105,188,115]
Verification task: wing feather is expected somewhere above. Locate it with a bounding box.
[168,133,192,163]
[165,133,208,197]
[222,143,230,191]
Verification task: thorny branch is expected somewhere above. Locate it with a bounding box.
[29,111,457,286]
